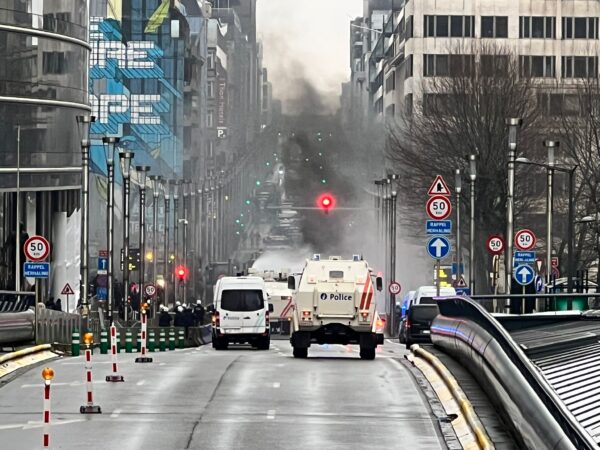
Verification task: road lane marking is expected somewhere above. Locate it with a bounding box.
[61,361,113,365]
[0,419,85,430]
[159,363,166,366]
[21,381,102,388]
[267,409,276,419]
[110,409,122,418]
[273,382,280,388]
[136,380,146,386]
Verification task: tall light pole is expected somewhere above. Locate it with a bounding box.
[102,137,119,324]
[149,175,162,316]
[505,118,522,302]
[390,189,398,335]
[76,115,95,318]
[119,151,134,322]
[469,154,477,293]
[172,180,181,302]
[455,169,462,284]
[163,181,171,310]
[544,140,558,292]
[136,166,150,311]
[182,180,191,305]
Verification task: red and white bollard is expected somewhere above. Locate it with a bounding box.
[106,323,124,382]
[80,333,101,414]
[135,305,153,363]
[41,368,54,449]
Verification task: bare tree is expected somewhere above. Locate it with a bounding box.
[387,45,543,292]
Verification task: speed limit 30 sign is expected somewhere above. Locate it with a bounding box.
[426,195,452,220]
[515,229,537,251]
[487,235,505,255]
[24,235,50,262]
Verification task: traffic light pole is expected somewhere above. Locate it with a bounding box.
[137,166,150,312]
[163,189,170,310]
[119,152,134,322]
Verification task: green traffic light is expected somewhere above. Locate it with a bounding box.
[321,179,327,184]
[245,199,251,205]
[256,180,261,186]
[235,219,240,224]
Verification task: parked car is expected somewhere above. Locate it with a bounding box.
[405,304,439,349]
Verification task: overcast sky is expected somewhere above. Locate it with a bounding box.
[257,0,363,114]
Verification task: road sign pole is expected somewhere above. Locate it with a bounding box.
[506,118,522,298]
[34,279,40,344]
[455,169,462,283]
[436,259,441,297]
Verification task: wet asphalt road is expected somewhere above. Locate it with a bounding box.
[0,340,445,449]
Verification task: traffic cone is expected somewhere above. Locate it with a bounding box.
[100,329,108,354]
[159,330,166,352]
[71,329,80,356]
[148,330,156,352]
[125,330,133,353]
[178,329,185,349]
[168,329,176,351]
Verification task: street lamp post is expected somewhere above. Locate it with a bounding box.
[455,169,462,284]
[182,180,191,305]
[102,137,119,324]
[136,166,150,312]
[119,151,134,322]
[469,154,477,293]
[505,118,523,304]
[544,140,558,293]
[172,180,180,302]
[390,190,398,336]
[163,182,171,309]
[76,115,95,318]
[149,175,162,316]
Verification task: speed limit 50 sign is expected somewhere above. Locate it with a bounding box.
[486,235,505,255]
[515,229,537,251]
[426,195,452,220]
[24,235,50,262]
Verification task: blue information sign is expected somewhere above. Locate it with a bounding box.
[513,251,536,265]
[96,287,108,301]
[455,287,471,296]
[514,265,535,286]
[23,262,50,279]
[426,220,452,235]
[98,257,108,272]
[534,275,544,293]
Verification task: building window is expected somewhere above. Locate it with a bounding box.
[385,72,396,93]
[207,81,214,98]
[424,54,473,77]
[520,56,555,78]
[401,54,413,79]
[481,16,508,38]
[207,109,214,127]
[207,51,215,70]
[562,56,598,78]
[520,17,555,38]
[42,52,67,74]
[404,94,413,116]
[207,140,214,158]
[425,16,474,38]
[385,104,395,118]
[562,17,599,39]
[481,55,509,76]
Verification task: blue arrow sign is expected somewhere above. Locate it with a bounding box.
[513,251,536,265]
[455,287,471,296]
[98,257,108,271]
[514,264,535,286]
[23,262,50,279]
[426,220,452,235]
[427,236,451,259]
[534,275,544,293]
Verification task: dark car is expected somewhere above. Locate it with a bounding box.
[405,304,439,349]
[398,317,407,344]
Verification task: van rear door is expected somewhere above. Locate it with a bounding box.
[220,289,265,334]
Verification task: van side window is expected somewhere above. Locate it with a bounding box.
[221,290,264,311]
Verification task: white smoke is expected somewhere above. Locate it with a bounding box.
[252,245,315,274]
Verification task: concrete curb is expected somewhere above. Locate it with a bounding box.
[411,344,493,450]
[0,344,57,380]
[0,344,52,364]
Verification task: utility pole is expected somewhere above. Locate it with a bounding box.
[545,140,558,294]
[102,137,119,324]
[172,180,180,303]
[455,169,462,284]
[136,166,150,312]
[119,151,134,322]
[505,118,522,307]
[469,154,477,294]
[163,182,171,310]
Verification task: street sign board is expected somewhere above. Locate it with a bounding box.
[426,220,452,235]
[455,287,471,296]
[551,257,559,268]
[23,262,50,278]
[514,251,536,265]
[515,229,537,251]
[145,283,157,298]
[426,196,452,220]
[427,236,451,259]
[24,235,50,262]
[487,235,505,255]
[514,264,535,286]
[61,283,74,295]
[96,287,108,301]
[535,275,544,293]
[455,276,468,288]
[98,256,108,275]
[552,267,560,278]
[536,258,543,273]
[428,175,451,196]
[451,262,465,276]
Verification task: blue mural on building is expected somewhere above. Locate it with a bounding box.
[88,15,183,178]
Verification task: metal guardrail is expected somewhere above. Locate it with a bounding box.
[431,296,596,450]
[36,308,81,346]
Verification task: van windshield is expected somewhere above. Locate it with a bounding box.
[221,290,264,311]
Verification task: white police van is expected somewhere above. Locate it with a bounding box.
[210,276,273,350]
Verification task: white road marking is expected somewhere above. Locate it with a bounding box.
[273,382,281,388]
[159,363,166,366]
[0,419,84,430]
[266,409,276,420]
[136,380,146,386]
[276,363,285,367]
[110,409,122,418]
[21,381,102,388]
[61,361,113,365]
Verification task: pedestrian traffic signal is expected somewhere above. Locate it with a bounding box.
[175,265,188,281]
[317,193,336,214]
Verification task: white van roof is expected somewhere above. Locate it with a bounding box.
[217,276,265,290]
[415,286,456,298]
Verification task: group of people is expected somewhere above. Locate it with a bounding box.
[158,300,206,329]
[44,297,62,311]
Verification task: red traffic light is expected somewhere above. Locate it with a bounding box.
[175,265,188,281]
[317,193,336,213]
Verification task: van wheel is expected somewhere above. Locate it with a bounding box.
[360,347,376,360]
[257,337,270,350]
[213,337,228,350]
[293,347,308,358]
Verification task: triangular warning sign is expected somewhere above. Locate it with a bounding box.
[61,283,74,295]
[428,175,451,196]
[456,276,468,288]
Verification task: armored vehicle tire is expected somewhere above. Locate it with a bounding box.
[293,347,308,358]
[360,347,376,360]
[257,336,270,350]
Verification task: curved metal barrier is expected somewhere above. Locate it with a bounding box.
[432,297,596,450]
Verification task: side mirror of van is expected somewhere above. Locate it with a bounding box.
[268,304,274,313]
[376,276,383,292]
[287,275,296,290]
